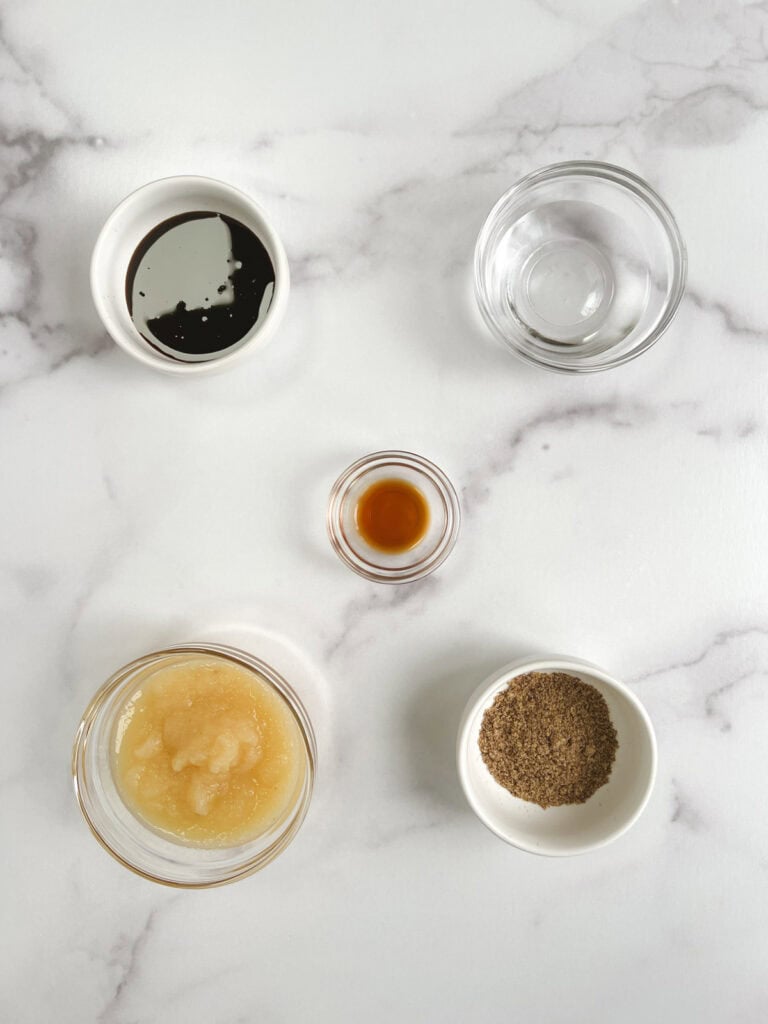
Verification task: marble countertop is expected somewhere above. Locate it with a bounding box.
[2,0,767,1020]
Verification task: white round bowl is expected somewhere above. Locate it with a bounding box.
[457,655,657,856]
[91,175,289,375]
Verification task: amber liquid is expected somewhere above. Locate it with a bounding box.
[355,478,430,553]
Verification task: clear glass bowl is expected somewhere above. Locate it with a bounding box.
[474,161,687,373]
[327,450,461,584]
[72,643,316,888]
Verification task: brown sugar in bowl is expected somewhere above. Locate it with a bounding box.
[457,656,657,856]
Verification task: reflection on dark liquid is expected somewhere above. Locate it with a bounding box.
[125,212,275,361]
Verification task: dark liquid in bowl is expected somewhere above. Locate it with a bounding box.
[125,212,275,362]
[355,479,430,553]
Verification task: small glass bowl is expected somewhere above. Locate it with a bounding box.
[327,450,461,584]
[474,161,687,373]
[72,643,316,888]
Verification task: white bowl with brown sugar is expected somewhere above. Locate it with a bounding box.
[457,656,657,856]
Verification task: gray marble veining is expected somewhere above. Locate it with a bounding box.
[1,1,767,1021]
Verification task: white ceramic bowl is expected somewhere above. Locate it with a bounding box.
[91,175,289,375]
[457,655,657,856]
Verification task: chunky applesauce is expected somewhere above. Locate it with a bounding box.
[112,655,304,847]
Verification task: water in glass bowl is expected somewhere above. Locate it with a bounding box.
[495,199,650,353]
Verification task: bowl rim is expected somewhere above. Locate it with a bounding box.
[327,449,461,584]
[90,174,290,376]
[456,654,658,856]
[72,642,316,887]
[473,159,688,374]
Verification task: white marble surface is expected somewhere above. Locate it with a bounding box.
[1,0,767,1020]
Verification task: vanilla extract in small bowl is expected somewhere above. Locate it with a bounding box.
[125,211,275,362]
[327,451,461,584]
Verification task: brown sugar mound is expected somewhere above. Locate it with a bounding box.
[478,671,618,808]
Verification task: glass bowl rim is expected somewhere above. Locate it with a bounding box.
[72,642,316,888]
[474,159,688,374]
[327,449,461,584]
